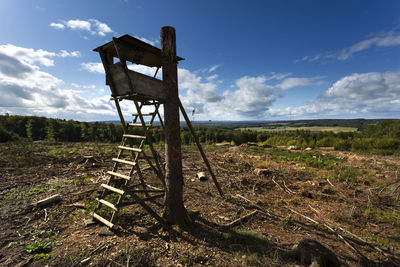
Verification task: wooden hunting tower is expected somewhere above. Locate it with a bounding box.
[90,27,222,229]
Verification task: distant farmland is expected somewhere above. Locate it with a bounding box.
[237,126,358,133]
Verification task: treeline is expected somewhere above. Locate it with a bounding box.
[0,115,124,143]
[0,115,399,155]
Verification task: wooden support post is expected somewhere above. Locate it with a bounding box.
[161,26,190,226]
[178,99,224,196]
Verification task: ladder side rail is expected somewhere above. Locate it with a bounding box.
[145,102,166,183]
[113,38,165,185]
[132,101,144,124]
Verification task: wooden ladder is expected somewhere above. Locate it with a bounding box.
[91,100,168,229]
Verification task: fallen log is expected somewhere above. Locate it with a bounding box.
[35,194,61,207]
[220,210,258,229]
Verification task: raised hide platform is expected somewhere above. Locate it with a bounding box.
[108,62,165,101]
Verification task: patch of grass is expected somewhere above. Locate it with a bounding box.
[28,184,48,196]
[363,204,400,226]
[268,149,339,170]
[360,170,382,186]
[26,239,52,253]
[10,241,24,248]
[325,166,359,183]
[280,216,296,230]
[2,184,50,200]
[33,253,51,263]
[312,223,329,232]
[224,161,253,173]
[242,146,266,155]
[361,229,394,250]
[2,188,19,200]
[244,252,269,266]
[46,144,78,157]
[298,168,317,176]
[178,257,192,266]
[67,174,95,184]
[83,199,98,213]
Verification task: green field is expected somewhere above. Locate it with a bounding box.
[237,126,358,133]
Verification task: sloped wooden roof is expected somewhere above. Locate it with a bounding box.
[93,34,183,67]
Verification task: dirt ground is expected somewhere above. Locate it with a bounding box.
[0,141,399,266]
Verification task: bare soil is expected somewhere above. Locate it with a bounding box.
[0,141,399,266]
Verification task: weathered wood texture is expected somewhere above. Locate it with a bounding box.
[108,62,165,101]
[161,26,189,225]
[93,34,183,67]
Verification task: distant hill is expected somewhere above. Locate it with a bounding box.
[101,119,385,130]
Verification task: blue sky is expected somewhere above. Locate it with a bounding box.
[0,0,399,121]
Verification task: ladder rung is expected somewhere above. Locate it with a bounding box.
[129,123,152,127]
[92,212,114,228]
[123,134,146,139]
[112,158,136,166]
[96,198,118,211]
[118,146,142,153]
[107,171,131,180]
[132,113,155,116]
[101,183,125,195]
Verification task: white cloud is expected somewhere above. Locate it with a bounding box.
[297,29,400,63]
[0,45,116,121]
[208,64,220,73]
[90,19,113,36]
[59,50,80,58]
[277,77,323,90]
[80,61,325,120]
[71,83,96,89]
[49,22,65,30]
[176,68,324,119]
[134,36,158,46]
[267,70,400,118]
[66,19,91,31]
[50,19,113,37]
[81,62,104,74]
[0,44,80,67]
[81,61,161,78]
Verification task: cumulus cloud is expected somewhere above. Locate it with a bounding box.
[0,44,116,120]
[208,64,220,73]
[71,83,96,89]
[66,19,91,31]
[0,44,80,67]
[50,19,113,37]
[49,22,65,30]
[267,70,400,118]
[297,29,400,63]
[81,62,104,74]
[176,68,323,119]
[214,75,323,118]
[80,61,324,120]
[134,36,158,46]
[81,61,161,78]
[0,53,33,78]
[59,50,80,58]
